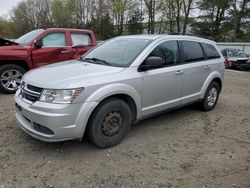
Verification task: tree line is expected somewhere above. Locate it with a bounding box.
[0,0,249,42]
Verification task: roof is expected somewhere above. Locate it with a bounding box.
[116,34,216,44]
[42,28,93,32]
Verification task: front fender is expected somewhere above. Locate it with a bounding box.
[85,83,141,118]
[200,71,223,99]
[75,83,141,139]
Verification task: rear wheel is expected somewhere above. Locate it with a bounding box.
[86,98,132,148]
[200,81,220,111]
[0,64,26,94]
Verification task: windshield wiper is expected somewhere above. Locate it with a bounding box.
[82,57,111,66]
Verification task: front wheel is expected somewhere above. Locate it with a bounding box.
[200,81,220,111]
[0,64,26,94]
[86,98,132,148]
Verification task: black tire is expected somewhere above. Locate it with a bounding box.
[0,64,26,94]
[200,81,220,111]
[86,98,132,149]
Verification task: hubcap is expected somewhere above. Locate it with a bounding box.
[207,87,218,107]
[0,69,23,91]
[102,111,123,137]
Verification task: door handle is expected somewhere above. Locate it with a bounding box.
[60,50,71,54]
[175,70,184,75]
[204,65,211,69]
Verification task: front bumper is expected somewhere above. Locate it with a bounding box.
[14,90,98,142]
[231,62,250,69]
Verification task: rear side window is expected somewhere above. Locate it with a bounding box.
[42,32,66,47]
[182,41,204,63]
[201,43,220,59]
[71,32,92,46]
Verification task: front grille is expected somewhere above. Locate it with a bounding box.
[20,84,43,103]
[27,84,43,93]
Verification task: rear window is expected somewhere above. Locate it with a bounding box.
[182,41,204,63]
[71,32,92,46]
[201,43,220,59]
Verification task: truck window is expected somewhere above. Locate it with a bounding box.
[70,33,92,46]
[42,32,66,47]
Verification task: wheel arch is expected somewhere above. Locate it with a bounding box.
[0,60,30,71]
[76,84,141,140]
[201,71,223,99]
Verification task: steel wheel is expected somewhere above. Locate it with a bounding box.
[102,111,123,137]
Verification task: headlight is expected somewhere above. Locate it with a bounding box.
[39,88,84,104]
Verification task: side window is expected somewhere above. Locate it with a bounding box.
[42,32,66,47]
[149,40,180,66]
[201,43,220,59]
[182,41,204,63]
[71,32,92,46]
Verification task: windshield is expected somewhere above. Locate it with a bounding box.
[82,38,152,67]
[15,29,44,45]
[227,49,248,58]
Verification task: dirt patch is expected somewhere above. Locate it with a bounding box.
[0,70,250,188]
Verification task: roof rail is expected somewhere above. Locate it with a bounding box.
[166,32,214,40]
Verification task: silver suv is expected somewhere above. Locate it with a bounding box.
[14,35,225,148]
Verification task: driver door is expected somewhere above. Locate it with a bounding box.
[140,40,184,117]
[32,32,73,68]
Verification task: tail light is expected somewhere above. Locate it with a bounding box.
[224,58,229,69]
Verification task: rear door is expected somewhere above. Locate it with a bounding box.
[70,32,94,58]
[32,31,73,67]
[179,41,216,104]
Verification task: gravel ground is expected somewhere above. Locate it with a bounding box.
[0,70,249,188]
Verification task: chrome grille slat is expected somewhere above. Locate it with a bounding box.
[23,88,40,96]
[20,83,43,103]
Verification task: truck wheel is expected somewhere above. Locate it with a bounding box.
[86,98,132,149]
[0,64,26,94]
[200,81,220,111]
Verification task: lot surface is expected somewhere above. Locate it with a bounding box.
[0,70,250,188]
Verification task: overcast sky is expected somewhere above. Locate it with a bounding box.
[0,0,22,16]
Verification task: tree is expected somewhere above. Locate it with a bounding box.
[127,8,143,34]
[11,0,51,36]
[144,0,156,34]
[192,0,229,40]
[0,17,14,38]
[51,0,77,28]
[87,13,115,40]
[110,0,128,35]
[182,0,194,34]
[229,0,249,41]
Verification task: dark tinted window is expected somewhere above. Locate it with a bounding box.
[182,41,204,62]
[149,40,180,66]
[202,43,220,59]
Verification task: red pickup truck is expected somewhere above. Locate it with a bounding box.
[0,28,97,93]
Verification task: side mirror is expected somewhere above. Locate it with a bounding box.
[140,56,164,71]
[34,39,43,49]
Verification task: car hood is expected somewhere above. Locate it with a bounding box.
[24,60,125,89]
[0,38,19,46]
